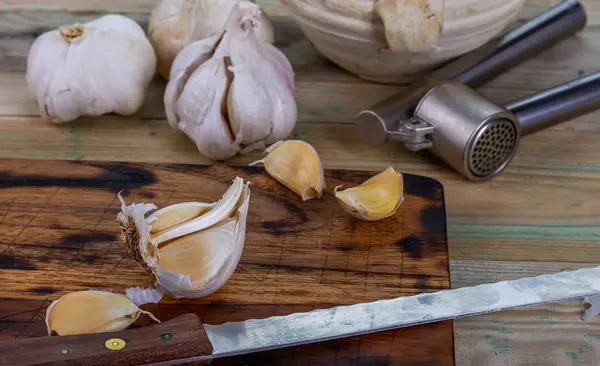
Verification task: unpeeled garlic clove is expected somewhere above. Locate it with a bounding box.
[334,167,404,221]
[250,140,325,201]
[148,0,274,79]
[45,290,159,336]
[116,177,251,299]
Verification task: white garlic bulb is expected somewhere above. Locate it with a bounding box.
[26,15,157,124]
[149,0,275,79]
[164,2,297,161]
[116,177,251,299]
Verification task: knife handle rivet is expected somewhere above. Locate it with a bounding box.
[60,349,69,355]
[161,333,172,341]
[105,338,126,351]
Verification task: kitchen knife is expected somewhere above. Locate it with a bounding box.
[2,264,599,365]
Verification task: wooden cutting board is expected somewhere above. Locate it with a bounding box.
[0,158,453,365]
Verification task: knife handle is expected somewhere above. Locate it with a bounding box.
[0,313,214,366]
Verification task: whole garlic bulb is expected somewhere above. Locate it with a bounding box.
[148,0,275,79]
[26,15,157,124]
[116,177,251,299]
[164,2,296,161]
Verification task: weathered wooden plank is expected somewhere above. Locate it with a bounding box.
[451,260,600,366]
[1,23,598,122]
[0,116,600,264]
[1,0,599,36]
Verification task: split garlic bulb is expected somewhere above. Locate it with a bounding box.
[45,290,159,336]
[116,177,251,299]
[164,2,297,161]
[251,140,325,201]
[334,167,404,221]
[26,15,157,124]
[149,0,275,79]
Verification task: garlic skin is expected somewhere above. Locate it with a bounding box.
[45,290,159,336]
[26,15,157,124]
[116,177,251,299]
[164,2,297,161]
[251,140,325,201]
[149,0,275,79]
[334,167,404,221]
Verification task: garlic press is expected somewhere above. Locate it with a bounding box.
[356,0,600,181]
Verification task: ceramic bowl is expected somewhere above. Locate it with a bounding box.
[280,0,527,84]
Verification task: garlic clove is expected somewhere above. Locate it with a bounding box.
[148,0,275,79]
[334,167,404,221]
[375,0,444,53]
[251,140,325,201]
[150,177,245,246]
[116,177,251,299]
[148,202,214,234]
[158,217,236,288]
[175,56,240,160]
[225,3,297,150]
[45,290,159,336]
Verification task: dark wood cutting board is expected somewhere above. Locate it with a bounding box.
[0,158,453,365]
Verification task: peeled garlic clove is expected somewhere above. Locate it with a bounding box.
[334,167,404,221]
[251,140,325,201]
[148,0,274,79]
[375,0,444,53]
[116,177,251,299]
[26,15,157,124]
[45,290,159,336]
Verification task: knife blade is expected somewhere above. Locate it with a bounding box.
[2,265,599,366]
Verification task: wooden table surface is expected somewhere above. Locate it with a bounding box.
[2,0,600,364]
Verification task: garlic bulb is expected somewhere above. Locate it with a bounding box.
[164,2,297,161]
[334,167,404,221]
[149,0,275,79]
[45,290,159,336]
[116,177,251,299]
[26,15,157,124]
[251,140,325,201]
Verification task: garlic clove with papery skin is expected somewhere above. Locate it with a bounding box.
[149,0,274,79]
[164,2,296,161]
[250,140,325,201]
[116,177,251,299]
[26,15,157,124]
[45,290,159,336]
[334,167,404,221]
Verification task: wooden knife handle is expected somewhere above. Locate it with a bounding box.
[0,313,214,366]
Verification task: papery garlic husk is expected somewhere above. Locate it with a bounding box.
[149,0,275,79]
[251,140,325,201]
[26,15,157,124]
[334,167,404,221]
[45,290,159,336]
[116,177,251,299]
[164,2,297,161]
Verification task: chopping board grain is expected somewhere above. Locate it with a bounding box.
[0,158,452,365]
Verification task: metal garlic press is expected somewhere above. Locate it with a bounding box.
[356,0,600,181]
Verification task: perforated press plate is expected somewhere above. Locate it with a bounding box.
[468,119,518,177]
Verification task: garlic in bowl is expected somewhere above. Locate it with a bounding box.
[279,0,526,84]
[26,15,157,123]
